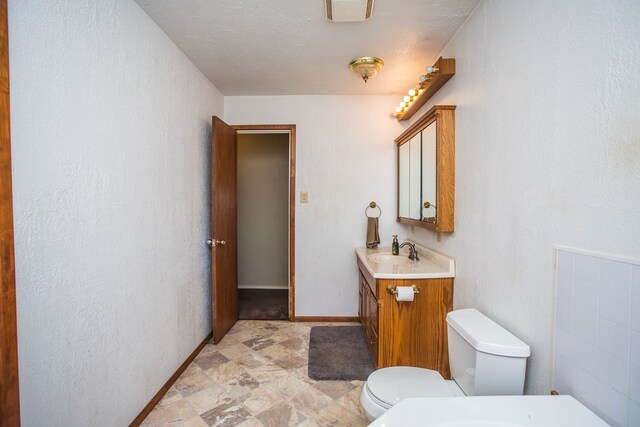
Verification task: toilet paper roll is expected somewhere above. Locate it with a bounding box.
[395,286,415,302]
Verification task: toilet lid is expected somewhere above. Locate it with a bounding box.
[366,367,453,407]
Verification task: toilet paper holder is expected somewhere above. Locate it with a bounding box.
[386,285,420,295]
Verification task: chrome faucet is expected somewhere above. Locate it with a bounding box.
[399,242,419,261]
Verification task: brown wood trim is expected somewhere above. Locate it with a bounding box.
[0,0,21,423]
[436,108,455,232]
[395,105,456,146]
[293,317,360,323]
[232,124,296,131]
[398,216,436,232]
[288,127,296,321]
[129,332,213,426]
[232,125,296,321]
[396,57,455,121]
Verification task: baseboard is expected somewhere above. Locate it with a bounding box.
[293,316,359,322]
[129,331,213,426]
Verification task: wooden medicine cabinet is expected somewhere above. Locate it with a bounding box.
[396,105,455,232]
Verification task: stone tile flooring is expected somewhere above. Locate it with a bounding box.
[141,320,369,427]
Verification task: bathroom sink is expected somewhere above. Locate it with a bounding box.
[356,241,455,280]
[367,253,413,265]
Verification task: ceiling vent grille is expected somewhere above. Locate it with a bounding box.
[325,0,375,22]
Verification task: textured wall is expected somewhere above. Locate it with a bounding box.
[237,133,289,289]
[226,96,406,316]
[8,0,223,424]
[404,0,640,396]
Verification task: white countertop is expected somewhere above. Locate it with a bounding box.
[355,240,455,279]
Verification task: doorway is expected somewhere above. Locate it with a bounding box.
[234,126,295,320]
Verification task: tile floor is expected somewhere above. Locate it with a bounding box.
[141,320,370,427]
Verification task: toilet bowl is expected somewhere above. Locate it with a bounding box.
[360,308,531,421]
[360,367,465,420]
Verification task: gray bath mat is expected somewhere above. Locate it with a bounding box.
[308,326,376,381]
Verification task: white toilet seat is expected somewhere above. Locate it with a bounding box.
[361,366,462,421]
[368,366,454,404]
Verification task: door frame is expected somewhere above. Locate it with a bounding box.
[232,124,296,320]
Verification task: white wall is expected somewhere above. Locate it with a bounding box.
[237,133,289,289]
[226,96,405,316]
[9,0,223,425]
[404,0,640,396]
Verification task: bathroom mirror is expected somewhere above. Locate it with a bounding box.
[396,105,455,232]
[398,132,421,219]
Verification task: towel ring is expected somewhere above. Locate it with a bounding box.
[365,201,382,218]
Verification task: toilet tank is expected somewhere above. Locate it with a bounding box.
[446,308,530,396]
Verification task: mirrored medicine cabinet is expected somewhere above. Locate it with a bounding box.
[396,105,455,233]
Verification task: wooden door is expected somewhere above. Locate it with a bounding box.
[0,0,21,423]
[210,116,238,344]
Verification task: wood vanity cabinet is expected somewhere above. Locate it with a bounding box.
[357,257,454,379]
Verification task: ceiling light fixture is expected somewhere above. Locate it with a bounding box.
[349,56,384,83]
[326,0,375,22]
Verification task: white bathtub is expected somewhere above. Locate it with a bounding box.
[367,395,609,427]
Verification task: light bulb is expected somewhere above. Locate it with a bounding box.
[404,96,411,102]
[395,106,402,113]
[408,89,416,97]
[419,75,427,82]
[426,65,439,74]
[400,101,406,108]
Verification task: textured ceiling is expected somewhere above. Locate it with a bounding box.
[135,0,479,96]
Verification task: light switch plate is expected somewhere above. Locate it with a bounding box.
[300,192,309,203]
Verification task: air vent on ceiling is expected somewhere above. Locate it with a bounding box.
[325,0,375,22]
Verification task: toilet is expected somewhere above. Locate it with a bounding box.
[360,308,531,421]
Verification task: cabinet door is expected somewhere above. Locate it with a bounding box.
[358,274,364,319]
[359,274,369,327]
[358,264,381,368]
[367,290,379,366]
[368,290,378,335]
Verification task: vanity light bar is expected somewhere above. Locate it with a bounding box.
[393,57,456,121]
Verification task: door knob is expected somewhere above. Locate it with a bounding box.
[206,239,226,247]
